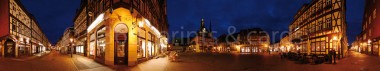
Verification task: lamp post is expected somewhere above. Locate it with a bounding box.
[70,38,74,57]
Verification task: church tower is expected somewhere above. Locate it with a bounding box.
[199,18,208,35]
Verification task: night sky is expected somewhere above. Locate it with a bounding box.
[20,0,364,45]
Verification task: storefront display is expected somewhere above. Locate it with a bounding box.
[76,46,84,54]
[142,40,146,57]
[147,41,152,57]
[32,45,36,54]
[96,38,105,58]
[137,39,145,58]
[90,42,95,56]
[79,5,168,66]
[96,27,106,58]
[90,33,96,56]
[373,43,378,54]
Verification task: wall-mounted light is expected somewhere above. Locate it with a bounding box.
[138,21,143,28]
[333,36,338,41]
[70,38,74,43]
[88,12,93,17]
[368,40,371,44]
[87,13,105,33]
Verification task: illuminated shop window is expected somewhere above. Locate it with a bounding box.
[90,33,96,56]
[147,41,152,57]
[138,39,146,58]
[97,27,106,58]
[374,44,378,52]
[374,9,376,19]
[142,40,146,57]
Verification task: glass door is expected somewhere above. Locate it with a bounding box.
[114,33,128,65]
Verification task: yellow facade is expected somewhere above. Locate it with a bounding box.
[236,28,270,53]
[279,36,293,52]
[86,7,167,66]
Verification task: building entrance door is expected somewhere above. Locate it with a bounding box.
[114,23,129,65]
[114,33,128,65]
[4,39,15,57]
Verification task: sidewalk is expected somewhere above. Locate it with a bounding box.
[116,56,171,71]
[0,51,51,61]
[71,54,113,71]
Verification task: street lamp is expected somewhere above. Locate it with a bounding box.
[70,38,74,57]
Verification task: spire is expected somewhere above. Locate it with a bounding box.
[201,18,204,28]
[200,18,207,33]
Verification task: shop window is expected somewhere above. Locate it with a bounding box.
[76,47,79,53]
[32,45,36,53]
[90,33,96,56]
[317,41,321,52]
[369,45,372,52]
[138,39,146,58]
[96,27,106,58]
[76,46,84,53]
[321,41,326,52]
[19,45,26,55]
[138,40,142,58]
[142,40,146,57]
[374,44,378,52]
[374,9,376,19]
[147,41,152,57]
[152,43,155,56]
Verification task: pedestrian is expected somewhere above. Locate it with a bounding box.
[328,50,332,63]
[332,49,336,64]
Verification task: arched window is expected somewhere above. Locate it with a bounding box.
[114,24,128,33]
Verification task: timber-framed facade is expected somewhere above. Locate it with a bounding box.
[0,0,51,58]
[288,0,348,58]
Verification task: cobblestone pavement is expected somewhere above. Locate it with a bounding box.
[0,51,77,71]
[118,51,380,71]
[1,51,380,71]
[0,51,112,71]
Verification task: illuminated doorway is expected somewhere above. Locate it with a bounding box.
[114,23,128,65]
